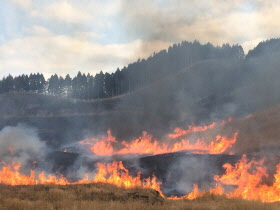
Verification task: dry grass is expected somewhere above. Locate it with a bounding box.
[0,184,279,210]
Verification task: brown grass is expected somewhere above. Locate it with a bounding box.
[0,184,279,210]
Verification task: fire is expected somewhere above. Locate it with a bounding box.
[0,155,280,203]
[0,161,70,185]
[117,132,169,155]
[168,184,225,200]
[168,122,217,139]
[92,161,163,196]
[2,116,279,203]
[170,133,237,154]
[168,117,232,139]
[170,155,280,203]
[0,160,163,196]
[214,155,280,203]
[80,130,116,156]
[80,130,238,156]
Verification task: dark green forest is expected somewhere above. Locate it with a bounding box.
[2,38,277,100]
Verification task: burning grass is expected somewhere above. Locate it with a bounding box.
[0,183,279,210]
[79,126,238,156]
[1,116,280,208]
[1,155,280,203]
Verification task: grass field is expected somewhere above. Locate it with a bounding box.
[0,183,279,210]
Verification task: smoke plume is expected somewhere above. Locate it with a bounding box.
[0,124,47,169]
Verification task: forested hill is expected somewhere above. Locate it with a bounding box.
[0,41,244,100]
[246,38,280,59]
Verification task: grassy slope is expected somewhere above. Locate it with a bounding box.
[217,104,280,155]
[2,91,280,154]
[0,183,279,210]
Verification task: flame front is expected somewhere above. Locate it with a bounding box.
[0,156,280,203]
[168,117,232,139]
[80,130,116,156]
[169,155,280,203]
[0,161,70,185]
[1,116,279,203]
[168,122,217,139]
[92,161,163,196]
[214,155,280,203]
[0,160,163,196]
[80,130,238,156]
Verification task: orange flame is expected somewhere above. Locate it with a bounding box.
[0,161,70,185]
[0,160,163,196]
[0,156,280,203]
[170,133,237,154]
[80,131,238,156]
[168,117,232,139]
[169,155,280,203]
[80,130,116,156]
[168,122,217,139]
[92,161,163,196]
[117,132,169,155]
[214,155,280,203]
[168,184,224,200]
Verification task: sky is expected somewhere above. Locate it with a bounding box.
[0,0,280,78]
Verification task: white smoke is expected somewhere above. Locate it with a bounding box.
[0,124,47,167]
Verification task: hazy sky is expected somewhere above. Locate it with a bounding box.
[0,0,279,78]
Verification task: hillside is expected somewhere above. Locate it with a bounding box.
[0,92,123,118]
[0,60,279,150]
[230,104,280,154]
[0,58,242,146]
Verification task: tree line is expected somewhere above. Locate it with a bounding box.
[0,40,245,100]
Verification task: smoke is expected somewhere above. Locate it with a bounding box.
[234,50,280,113]
[65,154,98,180]
[166,156,211,194]
[120,0,243,41]
[119,0,280,57]
[0,124,48,169]
[0,123,100,179]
